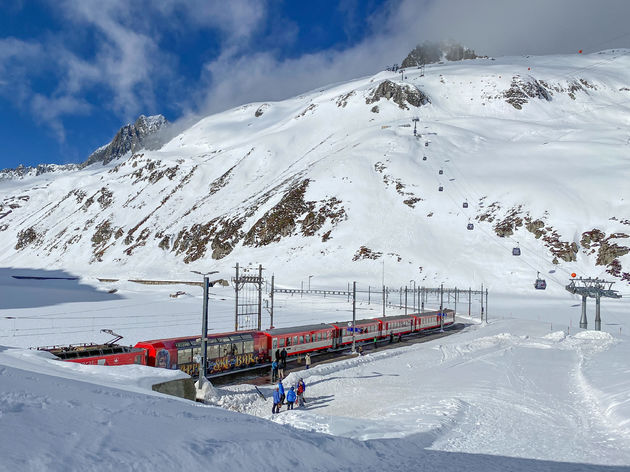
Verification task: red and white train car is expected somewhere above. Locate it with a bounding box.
[264,323,335,358]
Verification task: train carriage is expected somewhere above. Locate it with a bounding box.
[413,309,455,331]
[330,318,381,348]
[264,323,335,358]
[375,314,417,338]
[135,330,267,377]
[41,344,146,367]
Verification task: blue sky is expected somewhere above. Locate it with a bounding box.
[1,0,629,169]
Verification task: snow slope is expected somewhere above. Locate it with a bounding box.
[2,50,630,470]
[1,275,630,470]
[0,51,629,295]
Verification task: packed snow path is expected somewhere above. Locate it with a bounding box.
[218,319,630,466]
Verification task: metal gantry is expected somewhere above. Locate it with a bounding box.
[233,263,264,331]
[565,277,621,330]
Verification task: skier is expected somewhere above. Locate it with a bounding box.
[286,386,297,410]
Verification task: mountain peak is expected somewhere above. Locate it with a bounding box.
[82,114,169,167]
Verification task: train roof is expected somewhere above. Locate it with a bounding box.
[373,314,416,321]
[138,330,261,345]
[265,323,334,335]
[330,318,381,326]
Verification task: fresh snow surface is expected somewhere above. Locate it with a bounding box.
[2,50,630,470]
[0,52,629,293]
[2,274,630,471]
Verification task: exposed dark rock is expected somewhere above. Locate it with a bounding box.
[401,40,477,68]
[353,246,382,261]
[504,77,552,109]
[493,206,524,237]
[244,181,311,247]
[366,80,430,110]
[91,220,114,247]
[403,197,423,208]
[336,91,355,108]
[15,227,39,250]
[82,114,168,167]
[97,187,113,210]
[255,104,269,117]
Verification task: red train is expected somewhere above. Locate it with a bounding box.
[138,310,455,376]
[44,310,454,376]
[41,343,147,366]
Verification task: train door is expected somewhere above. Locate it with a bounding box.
[269,337,277,361]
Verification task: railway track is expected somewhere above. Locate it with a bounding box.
[210,322,468,387]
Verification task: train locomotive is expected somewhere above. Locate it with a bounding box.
[43,310,455,375]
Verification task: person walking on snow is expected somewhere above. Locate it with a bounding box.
[271,360,278,382]
[286,386,297,410]
[296,378,306,407]
[305,352,311,369]
[272,387,281,414]
[278,380,285,406]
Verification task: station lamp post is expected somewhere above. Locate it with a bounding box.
[191,270,218,383]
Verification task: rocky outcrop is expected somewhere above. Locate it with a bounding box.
[353,246,382,261]
[503,77,552,109]
[401,40,477,68]
[82,114,168,167]
[0,163,79,180]
[581,229,630,268]
[366,80,430,110]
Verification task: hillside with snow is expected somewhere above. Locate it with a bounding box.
[1,50,630,294]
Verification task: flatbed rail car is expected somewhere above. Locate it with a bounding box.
[40,344,146,366]
[135,330,268,377]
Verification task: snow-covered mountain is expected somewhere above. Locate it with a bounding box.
[1,51,629,293]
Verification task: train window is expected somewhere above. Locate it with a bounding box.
[243,340,253,353]
[279,337,285,347]
[306,334,311,343]
[192,346,201,361]
[293,336,298,345]
[179,349,192,364]
[318,332,322,341]
[272,338,278,349]
[299,336,304,344]
[208,344,220,359]
[286,337,291,346]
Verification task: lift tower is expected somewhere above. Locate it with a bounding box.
[565,277,621,330]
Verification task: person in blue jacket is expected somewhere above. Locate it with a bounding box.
[286,386,297,410]
[278,380,285,405]
[272,387,281,414]
[271,360,279,382]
